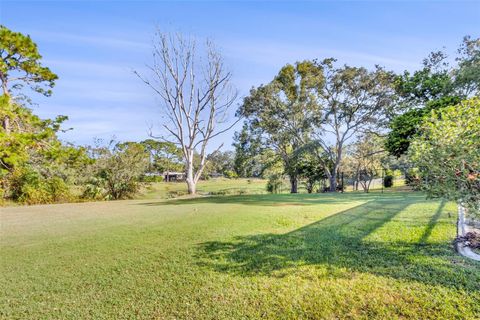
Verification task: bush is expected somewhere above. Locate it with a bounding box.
[266,174,283,194]
[81,177,107,200]
[384,175,394,188]
[409,98,480,217]
[9,169,73,204]
[224,170,238,179]
[84,142,149,200]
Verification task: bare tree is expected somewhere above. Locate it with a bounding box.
[135,31,238,194]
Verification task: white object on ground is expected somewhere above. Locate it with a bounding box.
[456,204,480,262]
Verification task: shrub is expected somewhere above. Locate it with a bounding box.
[409,98,480,217]
[84,142,149,200]
[224,170,238,179]
[81,177,107,200]
[9,168,73,204]
[266,174,283,194]
[384,175,394,188]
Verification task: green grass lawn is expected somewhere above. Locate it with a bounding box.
[142,177,406,198]
[1,186,479,319]
[142,178,270,199]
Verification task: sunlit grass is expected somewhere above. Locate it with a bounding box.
[1,188,479,319]
[142,178,269,199]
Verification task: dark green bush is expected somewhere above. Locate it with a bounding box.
[384,175,394,188]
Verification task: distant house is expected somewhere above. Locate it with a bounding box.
[163,172,185,182]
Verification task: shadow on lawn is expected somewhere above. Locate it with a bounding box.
[138,191,415,207]
[196,198,480,291]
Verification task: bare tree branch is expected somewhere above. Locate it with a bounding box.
[135,30,237,194]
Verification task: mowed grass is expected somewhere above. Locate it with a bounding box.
[143,178,276,198]
[1,184,480,319]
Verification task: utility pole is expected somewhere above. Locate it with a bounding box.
[381,168,384,194]
[341,172,344,193]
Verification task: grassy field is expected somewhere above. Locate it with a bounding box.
[142,177,404,198]
[1,182,479,319]
[143,178,269,198]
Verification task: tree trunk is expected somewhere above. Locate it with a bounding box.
[306,182,313,194]
[185,154,196,194]
[329,172,337,192]
[2,80,11,135]
[187,179,196,194]
[290,175,298,193]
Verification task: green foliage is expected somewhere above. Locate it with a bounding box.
[0,96,89,203]
[266,173,283,194]
[0,26,90,204]
[393,51,453,106]
[385,96,461,157]
[140,139,183,174]
[84,142,150,200]
[405,168,421,188]
[233,122,264,177]
[9,167,73,204]
[454,36,480,97]
[0,25,58,97]
[409,98,480,216]
[343,133,385,192]
[238,61,322,192]
[387,36,479,157]
[141,175,164,183]
[224,170,238,179]
[207,150,235,176]
[297,151,327,193]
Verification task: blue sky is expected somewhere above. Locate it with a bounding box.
[1,1,479,151]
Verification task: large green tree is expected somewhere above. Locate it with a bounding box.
[238,61,321,193]
[0,25,58,134]
[385,96,461,157]
[309,59,395,191]
[386,36,479,157]
[0,25,87,203]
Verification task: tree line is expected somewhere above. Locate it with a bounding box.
[233,36,478,196]
[1,25,479,215]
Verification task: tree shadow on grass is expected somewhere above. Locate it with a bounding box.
[196,199,480,292]
[137,191,417,207]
